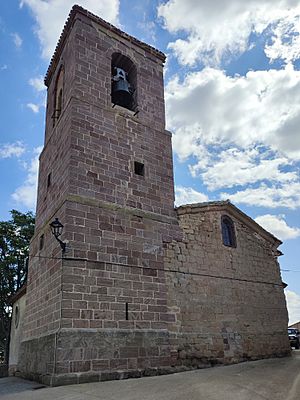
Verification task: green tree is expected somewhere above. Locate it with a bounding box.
[0,210,35,364]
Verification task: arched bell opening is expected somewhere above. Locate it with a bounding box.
[111,53,137,111]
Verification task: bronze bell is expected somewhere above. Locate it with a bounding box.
[112,67,133,109]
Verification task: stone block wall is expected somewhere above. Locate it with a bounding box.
[23,3,179,337]
[71,12,166,132]
[9,290,27,375]
[18,6,182,383]
[60,258,173,332]
[15,7,290,385]
[63,197,179,263]
[164,203,291,366]
[22,243,62,340]
[67,12,174,217]
[19,200,291,384]
[69,103,175,218]
[35,120,71,232]
[49,252,180,379]
[44,24,76,145]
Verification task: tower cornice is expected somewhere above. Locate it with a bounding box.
[45,5,166,87]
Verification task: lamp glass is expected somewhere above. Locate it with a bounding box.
[50,218,63,237]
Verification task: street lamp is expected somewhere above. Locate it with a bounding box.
[49,218,66,252]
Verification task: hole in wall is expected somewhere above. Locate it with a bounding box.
[47,172,51,189]
[125,302,129,320]
[134,161,144,176]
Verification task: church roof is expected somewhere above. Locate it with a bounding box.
[45,5,166,86]
[9,283,27,304]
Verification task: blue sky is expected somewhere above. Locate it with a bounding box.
[1,0,300,324]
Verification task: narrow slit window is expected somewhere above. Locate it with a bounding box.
[134,161,144,176]
[221,215,236,248]
[125,302,129,320]
[47,172,51,189]
[15,306,20,328]
[53,66,64,126]
[57,89,63,119]
[39,234,45,251]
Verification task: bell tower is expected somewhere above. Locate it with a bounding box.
[19,6,181,385]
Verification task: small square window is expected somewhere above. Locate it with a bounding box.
[134,161,144,176]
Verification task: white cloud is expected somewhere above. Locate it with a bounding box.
[167,66,300,160]
[12,146,42,210]
[175,186,209,207]
[29,76,46,92]
[11,32,23,48]
[20,0,120,59]
[0,142,25,158]
[137,18,156,44]
[166,66,300,208]
[28,76,47,112]
[265,12,300,64]
[220,182,300,209]
[190,147,297,191]
[254,214,300,240]
[26,103,40,113]
[0,64,8,71]
[158,0,300,66]
[285,290,300,325]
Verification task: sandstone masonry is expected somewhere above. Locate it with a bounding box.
[165,202,289,366]
[10,5,290,386]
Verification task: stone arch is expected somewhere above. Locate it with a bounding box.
[111,53,137,111]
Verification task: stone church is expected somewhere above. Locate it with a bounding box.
[9,5,290,386]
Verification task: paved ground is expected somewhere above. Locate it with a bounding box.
[1,350,300,400]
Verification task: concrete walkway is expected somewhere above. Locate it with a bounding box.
[1,350,300,400]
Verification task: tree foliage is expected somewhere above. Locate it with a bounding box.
[0,210,35,363]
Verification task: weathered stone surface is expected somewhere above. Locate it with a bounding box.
[164,204,290,364]
[18,334,56,377]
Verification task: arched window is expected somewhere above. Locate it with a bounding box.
[111,53,137,111]
[221,215,236,248]
[53,66,64,126]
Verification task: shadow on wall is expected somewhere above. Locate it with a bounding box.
[0,364,8,378]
